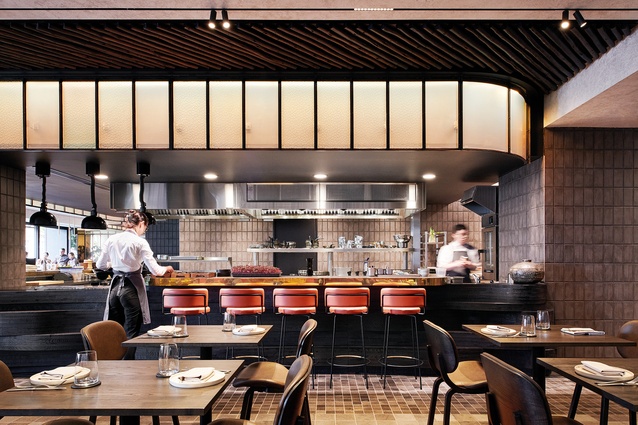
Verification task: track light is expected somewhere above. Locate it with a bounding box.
[29,162,58,228]
[573,10,587,28]
[560,10,571,30]
[81,162,107,230]
[207,9,217,29]
[137,161,156,226]
[221,9,230,29]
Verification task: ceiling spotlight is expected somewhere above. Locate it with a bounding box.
[204,173,218,180]
[422,173,436,180]
[560,10,571,30]
[313,173,328,180]
[207,9,217,29]
[573,10,587,28]
[221,9,230,29]
[81,162,107,230]
[29,162,58,227]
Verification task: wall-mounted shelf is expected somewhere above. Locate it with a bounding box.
[157,256,232,267]
[423,232,447,268]
[247,248,415,272]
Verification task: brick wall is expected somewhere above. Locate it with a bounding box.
[0,164,26,290]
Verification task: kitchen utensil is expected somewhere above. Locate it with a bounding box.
[393,234,413,248]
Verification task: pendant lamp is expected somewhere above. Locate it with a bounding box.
[29,162,58,227]
[137,161,156,226]
[81,162,107,230]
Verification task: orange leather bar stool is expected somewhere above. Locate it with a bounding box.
[380,287,426,389]
[324,287,370,388]
[219,288,266,360]
[273,288,318,364]
[162,288,211,324]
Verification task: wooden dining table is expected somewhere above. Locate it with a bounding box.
[122,325,273,360]
[462,324,636,390]
[0,359,243,425]
[538,357,638,425]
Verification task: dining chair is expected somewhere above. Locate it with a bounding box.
[162,288,211,324]
[0,360,14,393]
[81,320,179,425]
[219,288,266,360]
[210,354,313,425]
[232,319,317,423]
[423,320,488,425]
[481,352,584,425]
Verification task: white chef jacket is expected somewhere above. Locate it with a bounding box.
[436,240,479,274]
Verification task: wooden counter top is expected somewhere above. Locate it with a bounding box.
[150,275,446,287]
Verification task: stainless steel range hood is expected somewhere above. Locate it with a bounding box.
[111,182,425,219]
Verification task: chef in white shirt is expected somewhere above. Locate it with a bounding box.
[436,224,479,283]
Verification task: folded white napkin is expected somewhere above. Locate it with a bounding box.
[178,367,215,381]
[150,325,179,334]
[237,325,257,332]
[581,361,626,376]
[39,366,78,380]
[561,328,605,336]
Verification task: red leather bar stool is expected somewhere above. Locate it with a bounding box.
[324,286,370,389]
[380,287,426,389]
[219,288,266,360]
[162,288,211,324]
[273,288,318,364]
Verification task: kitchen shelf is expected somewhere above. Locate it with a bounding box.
[247,247,415,271]
[157,256,232,267]
[423,231,447,268]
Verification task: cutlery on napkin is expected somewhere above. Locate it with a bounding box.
[150,325,179,335]
[581,361,626,376]
[178,367,215,382]
[561,328,605,336]
[486,325,516,332]
[38,367,79,380]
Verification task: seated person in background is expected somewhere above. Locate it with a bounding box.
[436,224,479,283]
[56,248,69,267]
[36,252,50,268]
[67,252,78,267]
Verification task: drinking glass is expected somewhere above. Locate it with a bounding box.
[536,310,551,330]
[74,350,100,387]
[521,314,537,337]
[172,315,188,337]
[222,311,236,332]
[157,343,180,377]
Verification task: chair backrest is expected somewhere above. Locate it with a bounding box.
[324,287,370,308]
[162,288,209,309]
[481,352,553,425]
[219,288,265,309]
[273,288,318,309]
[0,360,14,392]
[295,318,318,358]
[423,320,459,376]
[380,287,426,309]
[80,320,128,360]
[274,354,313,425]
[617,320,638,358]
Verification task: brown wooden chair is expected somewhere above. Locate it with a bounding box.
[423,320,488,425]
[481,352,583,425]
[0,360,14,393]
[232,319,317,423]
[210,354,313,425]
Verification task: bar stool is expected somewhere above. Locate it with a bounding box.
[273,288,318,364]
[162,288,210,324]
[380,287,426,389]
[219,288,266,360]
[325,287,370,388]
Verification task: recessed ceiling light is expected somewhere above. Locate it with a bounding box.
[422,173,436,180]
[314,173,328,179]
[204,173,218,180]
[94,174,109,180]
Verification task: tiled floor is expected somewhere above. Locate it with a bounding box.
[0,373,631,425]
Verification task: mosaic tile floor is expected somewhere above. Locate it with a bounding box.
[0,373,631,425]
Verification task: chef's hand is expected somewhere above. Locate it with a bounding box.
[162,266,175,276]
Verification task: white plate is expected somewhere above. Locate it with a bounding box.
[169,370,225,388]
[480,327,517,337]
[147,326,184,337]
[232,326,266,336]
[30,367,90,386]
[574,364,634,381]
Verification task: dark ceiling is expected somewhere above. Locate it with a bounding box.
[0,20,635,94]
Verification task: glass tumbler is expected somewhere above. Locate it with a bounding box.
[172,315,188,337]
[158,343,180,377]
[520,314,537,337]
[536,310,551,330]
[222,311,236,332]
[74,350,100,387]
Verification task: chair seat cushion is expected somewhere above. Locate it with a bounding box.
[278,307,316,315]
[170,306,211,315]
[227,307,266,315]
[448,360,488,389]
[232,361,287,391]
[382,306,421,315]
[328,306,368,315]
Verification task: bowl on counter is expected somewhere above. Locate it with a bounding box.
[393,234,412,248]
[216,269,232,277]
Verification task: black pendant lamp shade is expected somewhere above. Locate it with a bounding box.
[29,162,58,227]
[81,162,107,230]
[137,161,156,226]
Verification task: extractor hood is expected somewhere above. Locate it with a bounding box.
[111,182,425,219]
[460,185,497,216]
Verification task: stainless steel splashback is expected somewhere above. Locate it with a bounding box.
[111,182,425,219]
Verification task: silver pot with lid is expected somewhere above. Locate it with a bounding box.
[509,259,544,284]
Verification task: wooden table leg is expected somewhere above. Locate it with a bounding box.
[531,347,546,391]
[568,384,582,419]
[200,347,213,360]
[599,397,609,425]
[200,409,212,425]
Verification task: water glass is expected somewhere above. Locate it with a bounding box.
[74,350,100,387]
[222,311,236,332]
[338,236,346,249]
[172,315,188,337]
[158,343,180,377]
[521,314,537,337]
[536,310,551,330]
